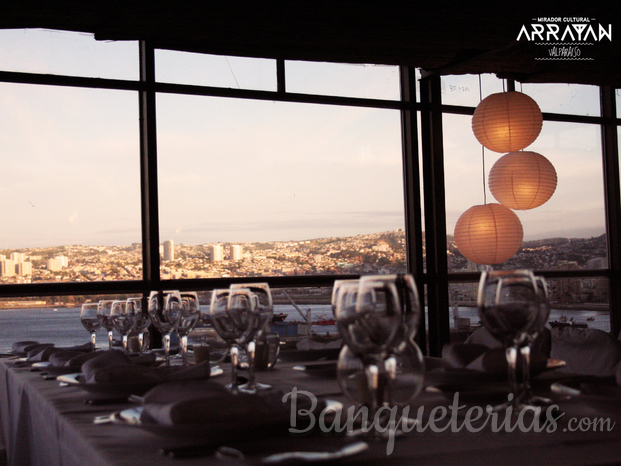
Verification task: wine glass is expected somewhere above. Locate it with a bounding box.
[230,283,273,392]
[331,279,358,317]
[99,300,115,349]
[335,277,404,432]
[210,288,257,393]
[80,302,103,351]
[148,290,183,366]
[196,300,229,364]
[110,300,132,352]
[519,275,553,406]
[126,297,150,353]
[477,269,540,410]
[177,292,201,366]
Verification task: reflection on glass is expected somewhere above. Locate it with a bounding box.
[285,61,400,100]
[521,82,600,116]
[440,74,504,107]
[0,29,138,79]
[155,50,277,91]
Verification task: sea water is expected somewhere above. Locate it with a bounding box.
[0,304,611,353]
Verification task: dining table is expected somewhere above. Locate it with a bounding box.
[1,347,621,466]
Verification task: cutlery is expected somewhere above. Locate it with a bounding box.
[261,441,369,463]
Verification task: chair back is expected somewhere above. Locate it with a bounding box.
[550,326,621,377]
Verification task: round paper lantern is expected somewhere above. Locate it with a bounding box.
[489,151,557,210]
[472,91,543,153]
[454,203,523,265]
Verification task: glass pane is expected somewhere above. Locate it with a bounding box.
[0,294,141,352]
[440,73,505,107]
[616,89,621,118]
[0,83,141,284]
[155,50,277,91]
[156,94,406,278]
[520,82,600,116]
[285,61,400,100]
[545,277,610,333]
[448,276,611,342]
[448,282,480,343]
[0,29,138,80]
[444,112,606,271]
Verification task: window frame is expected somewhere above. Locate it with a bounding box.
[1,38,619,355]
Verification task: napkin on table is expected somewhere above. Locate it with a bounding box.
[441,342,548,375]
[140,379,317,430]
[81,350,211,385]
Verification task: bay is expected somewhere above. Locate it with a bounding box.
[0,304,610,353]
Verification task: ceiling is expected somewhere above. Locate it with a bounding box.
[2,0,620,88]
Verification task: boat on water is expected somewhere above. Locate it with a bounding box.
[312,318,336,325]
[308,331,341,343]
[271,313,288,323]
[549,320,588,329]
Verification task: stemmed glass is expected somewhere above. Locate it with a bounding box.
[230,283,273,392]
[331,279,359,317]
[335,274,424,435]
[197,301,229,364]
[477,269,541,410]
[210,288,257,393]
[148,290,183,366]
[80,302,103,351]
[519,276,553,406]
[177,292,201,366]
[110,300,132,352]
[126,297,150,353]
[99,300,115,350]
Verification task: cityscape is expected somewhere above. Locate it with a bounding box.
[0,230,610,308]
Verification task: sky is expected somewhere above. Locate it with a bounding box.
[0,28,617,249]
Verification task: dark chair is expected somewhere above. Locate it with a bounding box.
[465,326,552,358]
[550,326,621,377]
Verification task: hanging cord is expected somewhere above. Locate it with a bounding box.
[479,75,487,205]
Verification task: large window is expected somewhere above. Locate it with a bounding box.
[156,95,405,278]
[1,29,619,353]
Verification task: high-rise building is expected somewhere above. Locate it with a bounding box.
[230,245,243,261]
[210,244,224,262]
[163,240,175,261]
[16,262,33,276]
[0,260,16,277]
[47,256,68,272]
[10,252,25,263]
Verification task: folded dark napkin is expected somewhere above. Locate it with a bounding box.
[140,379,316,429]
[12,341,41,354]
[26,344,57,361]
[26,342,94,362]
[81,350,210,385]
[442,343,548,375]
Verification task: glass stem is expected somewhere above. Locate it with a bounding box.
[506,346,519,404]
[246,340,256,390]
[520,344,532,401]
[230,345,239,394]
[122,334,128,353]
[385,356,397,407]
[90,332,97,351]
[163,333,171,366]
[181,335,188,366]
[108,330,113,350]
[366,364,379,432]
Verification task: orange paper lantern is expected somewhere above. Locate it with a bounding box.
[472,91,543,153]
[489,151,557,210]
[454,203,523,265]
